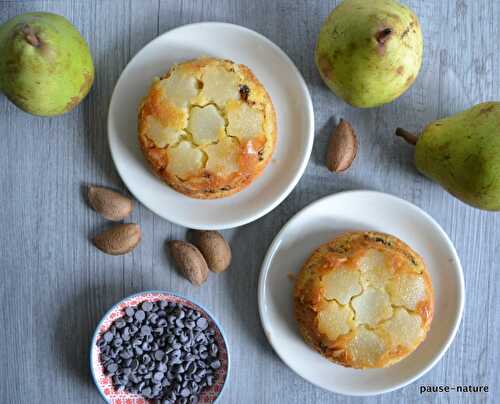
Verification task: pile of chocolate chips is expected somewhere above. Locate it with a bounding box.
[97,300,221,404]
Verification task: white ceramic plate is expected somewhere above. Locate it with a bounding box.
[258,190,464,396]
[108,22,314,229]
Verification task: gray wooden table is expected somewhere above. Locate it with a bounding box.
[1,0,499,403]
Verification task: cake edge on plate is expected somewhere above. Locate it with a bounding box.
[138,57,277,199]
[294,231,434,369]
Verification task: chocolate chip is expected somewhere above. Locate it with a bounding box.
[97,300,222,402]
[141,325,152,336]
[154,371,164,381]
[116,319,126,329]
[106,363,118,374]
[239,84,250,101]
[195,318,208,330]
[119,350,133,360]
[112,338,123,348]
[135,310,145,321]
[153,327,164,336]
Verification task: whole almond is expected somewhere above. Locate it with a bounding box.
[93,223,141,255]
[168,240,209,285]
[192,230,231,273]
[88,185,134,221]
[326,119,358,172]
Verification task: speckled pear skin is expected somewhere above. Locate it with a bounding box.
[315,0,423,108]
[415,102,500,211]
[0,12,94,116]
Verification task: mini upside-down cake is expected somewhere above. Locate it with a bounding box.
[294,231,434,369]
[138,57,277,199]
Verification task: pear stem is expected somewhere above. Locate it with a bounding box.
[25,33,40,47]
[21,25,40,47]
[375,28,393,44]
[395,128,418,145]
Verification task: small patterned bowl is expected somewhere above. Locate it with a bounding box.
[90,291,230,403]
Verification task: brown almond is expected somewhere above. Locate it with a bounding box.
[326,119,358,172]
[88,186,134,221]
[93,223,141,255]
[191,230,231,273]
[168,240,209,285]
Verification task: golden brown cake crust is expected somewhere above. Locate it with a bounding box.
[294,231,434,369]
[138,57,277,199]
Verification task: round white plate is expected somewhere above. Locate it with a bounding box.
[108,22,314,229]
[258,190,464,396]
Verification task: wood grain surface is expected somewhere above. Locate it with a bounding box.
[0,0,499,403]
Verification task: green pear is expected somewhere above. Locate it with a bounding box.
[315,0,423,108]
[0,12,94,116]
[396,102,500,211]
